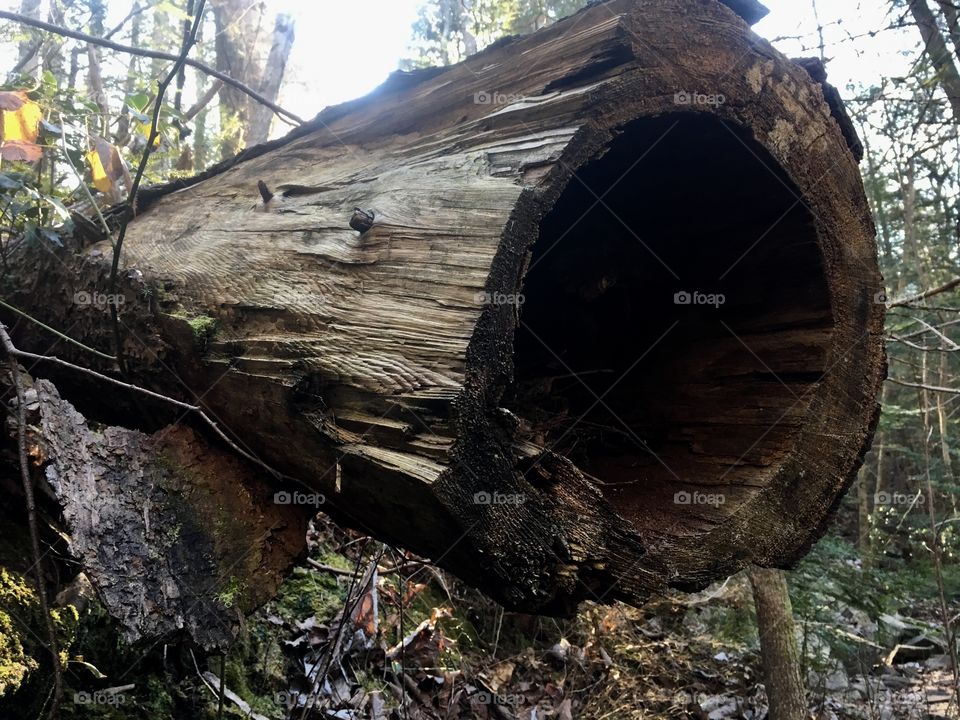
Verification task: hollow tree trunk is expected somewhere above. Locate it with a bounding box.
[15,0,41,69]
[2,0,885,642]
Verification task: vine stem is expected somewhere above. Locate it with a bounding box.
[107,0,207,372]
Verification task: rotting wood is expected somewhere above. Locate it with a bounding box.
[2,0,885,628]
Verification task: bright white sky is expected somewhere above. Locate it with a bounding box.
[266,0,918,121]
[0,0,922,127]
[271,0,424,117]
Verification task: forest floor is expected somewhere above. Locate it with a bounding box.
[0,509,958,719]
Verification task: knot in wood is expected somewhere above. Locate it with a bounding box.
[349,207,375,233]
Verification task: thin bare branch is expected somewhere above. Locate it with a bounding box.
[183,79,224,122]
[108,0,207,373]
[888,276,960,307]
[0,324,291,481]
[887,376,960,394]
[0,9,305,126]
[0,299,116,361]
[0,325,62,718]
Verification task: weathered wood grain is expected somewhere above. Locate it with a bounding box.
[4,0,884,622]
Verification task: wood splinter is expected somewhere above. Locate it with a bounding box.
[350,207,375,233]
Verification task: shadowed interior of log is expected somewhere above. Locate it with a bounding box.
[511,113,834,539]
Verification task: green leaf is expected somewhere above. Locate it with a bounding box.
[41,69,58,91]
[0,173,22,190]
[126,92,150,113]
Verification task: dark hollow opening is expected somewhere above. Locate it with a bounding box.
[510,114,833,538]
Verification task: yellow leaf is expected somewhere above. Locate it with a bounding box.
[1,92,41,144]
[0,91,43,163]
[138,121,161,147]
[86,149,112,193]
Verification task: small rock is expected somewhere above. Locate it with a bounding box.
[545,638,571,666]
[925,654,954,671]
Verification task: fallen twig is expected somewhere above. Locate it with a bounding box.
[0,324,62,719]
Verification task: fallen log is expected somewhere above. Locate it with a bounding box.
[3,0,884,634]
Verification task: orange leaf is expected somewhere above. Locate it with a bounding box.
[0,141,42,163]
[0,90,26,111]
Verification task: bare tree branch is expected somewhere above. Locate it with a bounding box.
[107,0,208,374]
[184,78,224,122]
[0,9,305,126]
[0,324,291,481]
[888,276,960,307]
[0,325,62,719]
[104,0,155,40]
[0,299,116,360]
[887,376,960,394]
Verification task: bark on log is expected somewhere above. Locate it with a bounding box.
[3,0,885,627]
[3,373,307,649]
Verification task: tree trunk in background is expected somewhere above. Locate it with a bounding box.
[748,567,807,720]
[149,5,171,81]
[857,464,872,564]
[114,1,144,148]
[2,0,885,645]
[937,350,955,485]
[14,0,41,79]
[211,0,267,157]
[86,0,109,139]
[40,0,68,82]
[908,0,960,123]
[935,0,960,62]
[244,13,295,147]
